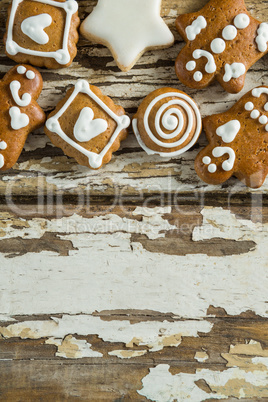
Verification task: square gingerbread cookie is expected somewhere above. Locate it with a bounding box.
[5,0,80,69]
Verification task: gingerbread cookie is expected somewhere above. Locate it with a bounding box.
[45,79,130,169]
[195,86,268,188]
[0,64,45,171]
[175,0,268,93]
[80,0,174,72]
[132,88,202,157]
[5,0,80,69]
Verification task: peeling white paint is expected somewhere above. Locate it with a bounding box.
[0,207,267,319]
[46,335,103,359]
[0,314,213,356]
[194,351,209,363]
[0,207,177,242]
[108,349,147,359]
[138,361,268,402]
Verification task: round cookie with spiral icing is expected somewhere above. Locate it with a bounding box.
[132,87,202,157]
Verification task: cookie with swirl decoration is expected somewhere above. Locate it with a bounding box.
[175,0,268,93]
[132,88,202,158]
[195,86,268,188]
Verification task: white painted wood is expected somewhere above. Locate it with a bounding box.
[0,207,267,318]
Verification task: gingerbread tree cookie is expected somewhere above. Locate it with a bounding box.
[0,65,46,171]
[195,86,268,188]
[175,0,268,93]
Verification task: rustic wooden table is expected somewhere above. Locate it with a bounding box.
[0,0,268,400]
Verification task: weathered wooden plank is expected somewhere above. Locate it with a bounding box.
[1,310,268,400]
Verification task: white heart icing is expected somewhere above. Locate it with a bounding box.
[74,107,108,142]
[9,106,29,130]
[21,13,52,45]
[216,120,241,143]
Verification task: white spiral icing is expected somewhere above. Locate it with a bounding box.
[133,91,202,157]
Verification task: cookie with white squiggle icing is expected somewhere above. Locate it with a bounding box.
[195,86,268,188]
[175,0,268,93]
[0,64,45,171]
[45,79,130,169]
[132,87,202,157]
[4,0,80,69]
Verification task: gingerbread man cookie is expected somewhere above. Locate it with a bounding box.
[5,0,80,69]
[0,65,45,171]
[175,0,268,93]
[195,86,268,188]
[45,79,130,169]
[132,87,202,157]
[80,0,174,72]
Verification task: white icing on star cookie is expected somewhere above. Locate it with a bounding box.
[80,0,174,72]
[46,79,130,169]
[6,0,78,65]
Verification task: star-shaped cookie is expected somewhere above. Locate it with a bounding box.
[80,0,174,72]
[195,86,268,188]
[175,0,268,93]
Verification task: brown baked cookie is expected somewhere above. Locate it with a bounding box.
[175,0,268,93]
[0,64,45,171]
[45,79,130,169]
[195,86,268,188]
[132,87,202,157]
[5,0,80,69]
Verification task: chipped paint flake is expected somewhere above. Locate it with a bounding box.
[194,351,209,363]
[138,359,268,402]
[0,315,212,357]
[108,349,147,359]
[45,335,103,359]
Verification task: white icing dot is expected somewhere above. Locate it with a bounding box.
[210,38,226,54]
[245,102,254,111]
[250,109,260,119]
[0,154,4,169]
[259,115,268,124]
[26,70,35,80]
[264,103,268,112]
[17,66,26,74]
[186,60,196,71]
[234,13,250,29]
[222,25,237,40]
[265,124,268,132]
[202,156,211,165]
[194,71,203,82]
[208,164,217,173]
[0,141,7,150]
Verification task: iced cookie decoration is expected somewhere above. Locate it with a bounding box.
[80,0,174,72]
[132,88,202,157]
[4,0,80,69]
[0,64,45,171]
[175,0,268,93]
[195,86,268,188]
[45,79,130,169]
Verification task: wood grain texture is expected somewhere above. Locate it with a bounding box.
[0,0,268,400]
